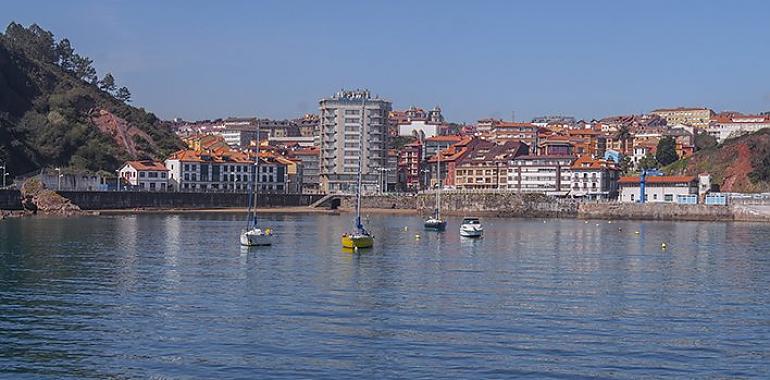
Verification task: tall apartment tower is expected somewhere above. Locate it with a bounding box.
[319,89,392,193]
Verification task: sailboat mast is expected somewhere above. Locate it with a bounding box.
[355,97,365,231]
[251,125,260,228]
[436,152,441,219]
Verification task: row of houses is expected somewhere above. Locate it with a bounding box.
[118,142,307,193]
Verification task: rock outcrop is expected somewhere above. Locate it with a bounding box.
[20,179,82,215]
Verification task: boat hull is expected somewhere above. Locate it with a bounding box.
[424,219,447,231]
[240,228,273,246]
[342,234,374,249]
[459,226,483,238]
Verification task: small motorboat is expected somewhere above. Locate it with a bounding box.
[459,217,483,238]
[240,227,273,246]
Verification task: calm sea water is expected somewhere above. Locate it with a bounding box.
[1,212,769,379]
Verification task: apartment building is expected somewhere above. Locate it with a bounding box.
[651,107,714,129]
[165,149,288,192]
[454,141,529,190]
[707,113,770,143]
[397,142,423,191]
[319,89,391,193]
[507,155,575,195]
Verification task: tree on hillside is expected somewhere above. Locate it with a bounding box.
[619,155,633,174]
[638,153,659,170]
[55,38,75,71]
[98,73,116,93]
[2,22,56,64]
[115,87,132,103]
[72,54,97,83]
[614,125,632,154]
[656,136,679,166]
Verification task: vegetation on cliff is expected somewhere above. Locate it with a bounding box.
[665,128,770,193]
[0,22,183,178]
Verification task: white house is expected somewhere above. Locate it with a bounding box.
[569,156,620,199]
[118,160,170,191]
[618,175,698,203]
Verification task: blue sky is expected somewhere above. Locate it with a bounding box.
[4,0,770,122]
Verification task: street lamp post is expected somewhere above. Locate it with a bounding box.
[55,168,62,191]
[115,170,120,191]
[0,164,7,188]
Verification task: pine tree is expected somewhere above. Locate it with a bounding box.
[98,73,116,93]
[115,87,131,103]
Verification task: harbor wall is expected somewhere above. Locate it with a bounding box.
[349,192,770,222]
[577,202,735,221]
[53,191,323,210]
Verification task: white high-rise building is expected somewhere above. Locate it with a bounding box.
[319,89,392,193]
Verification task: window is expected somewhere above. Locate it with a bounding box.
[664,194,673,202]
[139,172,146,178]
[161,173,167,179]
[184,164,190,171]
[149,183,156,190]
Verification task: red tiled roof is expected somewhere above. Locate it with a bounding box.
[618,175,697,185]
[291,148,320,156]
[570,155,618,170]
[426,135,463,142]
[125,160,168,171]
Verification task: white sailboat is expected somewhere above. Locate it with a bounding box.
[240,132,273,246]
[424,151,447,231]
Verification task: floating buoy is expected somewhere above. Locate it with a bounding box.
[618,228,623,232]
[404,226,408,231]
[635,231,640,235]
[596,223,600,226]
[415,234,420,239]
[584,221,589,224]
[543,220,547,223]
[661,242,667,250]
[608,221,612,224]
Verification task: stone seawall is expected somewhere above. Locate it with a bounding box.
[345,192,770,222]
[577,202,735,221]
[34,191,322,210]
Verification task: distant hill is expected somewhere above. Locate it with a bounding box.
[665,128,770,193]
[0,22,183,177]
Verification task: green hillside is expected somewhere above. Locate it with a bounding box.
[665,128,770,193]
[0,22,183,178]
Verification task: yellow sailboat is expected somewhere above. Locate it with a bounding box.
[341,97,374,250]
